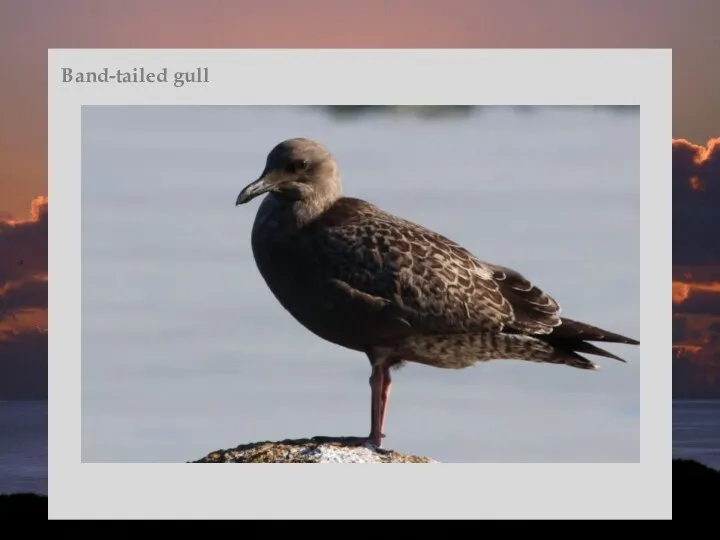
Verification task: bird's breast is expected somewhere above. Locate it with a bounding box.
[250,206,317,302]
[246,195,411,351]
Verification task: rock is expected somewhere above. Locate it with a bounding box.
[191,436,438,463]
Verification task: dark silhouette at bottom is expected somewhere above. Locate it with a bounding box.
[0,493,47,515]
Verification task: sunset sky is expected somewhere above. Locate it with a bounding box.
[672,136,720,397]
[0,0,718,398]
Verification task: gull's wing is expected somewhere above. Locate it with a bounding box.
[308,197,562,337]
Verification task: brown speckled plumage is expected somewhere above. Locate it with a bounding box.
[236,137,639,447]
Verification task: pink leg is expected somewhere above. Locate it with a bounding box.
[380,367,392,436]
[369,364,392,447]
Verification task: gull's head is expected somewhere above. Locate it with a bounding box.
[236,138,342,206]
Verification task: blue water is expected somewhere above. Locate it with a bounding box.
[673,399,720,469]
[0,400,47,495]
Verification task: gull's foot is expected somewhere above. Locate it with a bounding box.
[368,432,386,448]
[367,434,393,455]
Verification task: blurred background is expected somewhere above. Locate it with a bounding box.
[78,105,640,464]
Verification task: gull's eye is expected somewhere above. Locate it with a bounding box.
[287,159,308,174]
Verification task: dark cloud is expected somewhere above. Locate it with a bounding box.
[673,138,720,265]
[0,196,47,319]
[673,290,720,316]
[672,317,687,343]
[672,265,720,282]
[0,196,47,399]
[0,276,47,310]
[673,343,720,399]
[0,329,47,399]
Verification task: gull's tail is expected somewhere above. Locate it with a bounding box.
[539,317,640,370]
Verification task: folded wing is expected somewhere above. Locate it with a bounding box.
[309,198,563,338]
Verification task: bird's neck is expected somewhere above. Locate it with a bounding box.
[291,193,341,228]
[258,191,341,233]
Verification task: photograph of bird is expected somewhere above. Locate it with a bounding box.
[236,138,640,448]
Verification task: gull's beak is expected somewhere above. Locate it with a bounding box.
[236,173,273,206]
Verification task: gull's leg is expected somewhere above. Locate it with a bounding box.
[379,364,392,440]
[368,364,385,447]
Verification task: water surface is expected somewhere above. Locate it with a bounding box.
[0,400,47,494]
[673,399,720,469]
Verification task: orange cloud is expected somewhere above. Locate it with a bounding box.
[673,344,702,356]
[691,282,720,294]
[673,138,720,266]
[673,137,720,192]
[673,280,720,304]
[673,281,691,304]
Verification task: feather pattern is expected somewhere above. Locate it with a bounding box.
[243,138,638,375]
[308,197,562,337]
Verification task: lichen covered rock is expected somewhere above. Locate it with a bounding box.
[192,436,437,463]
